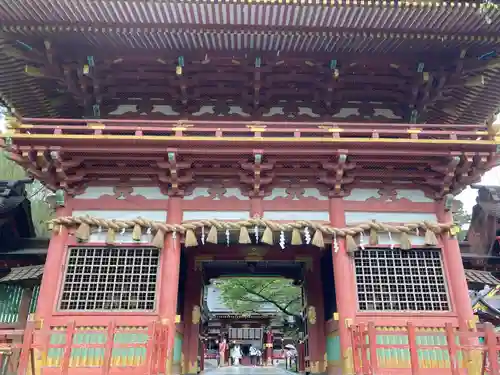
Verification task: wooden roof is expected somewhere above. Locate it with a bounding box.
[0,0,499,34]
[0,1,500,122]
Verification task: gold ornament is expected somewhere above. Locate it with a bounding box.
[307,306,317,325]
[192,305,201,325]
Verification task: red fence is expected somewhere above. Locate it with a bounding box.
[0,320,169,375]
[350,322,500,375]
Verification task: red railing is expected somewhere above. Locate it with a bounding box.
[350,322,500,375]
[7,117,492,143]
[0,320,169,375]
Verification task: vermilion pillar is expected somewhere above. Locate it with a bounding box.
[329,197,356,375]
[298,340,306,374]
[160,197,182,374]
[200,338,206,371]
[36,205,71,325]
[303,257,326,374]
[265,329,273,366]
[182,260,202,375]
[436,200,474,327]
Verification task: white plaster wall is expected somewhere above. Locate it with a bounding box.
[74,186,169,200]
[345,212,437,224]
[72,210,167,243]
[183,211,250,221]
[263,211,329,221]
[343,188,433,203]
[346,211,438,246]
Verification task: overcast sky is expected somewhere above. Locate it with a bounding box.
[0,114,498,212]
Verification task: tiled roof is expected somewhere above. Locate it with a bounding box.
[0,265,43,283]
[465,269,500,285]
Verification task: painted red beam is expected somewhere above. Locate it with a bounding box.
[14,123,489,142]
[73,168,443,181]
[15,145,496,158]
[7,137,495,156]
[21,117,487,131]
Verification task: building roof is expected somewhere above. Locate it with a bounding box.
[0,1,499,122]
[0,265,43,284]
[465,269,500,286]
[465,185,500,257]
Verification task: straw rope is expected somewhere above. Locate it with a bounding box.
[48,215,454,252]
[49,215,452,236]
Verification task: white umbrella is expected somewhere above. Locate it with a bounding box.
[284,344,296,350]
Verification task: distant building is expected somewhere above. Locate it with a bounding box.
[203,284,287,362]
[461,185,500,326]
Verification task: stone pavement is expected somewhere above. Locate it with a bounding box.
[204,366,292,375]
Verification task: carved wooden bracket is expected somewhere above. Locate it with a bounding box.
[239,150,274,197]
[428,153,461,198]
[319,152,355,197]
[156,149,193,196]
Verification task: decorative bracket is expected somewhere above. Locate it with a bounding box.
[239,150,274,197]
[157,149,193,196]
[428,154,461,198]
[319,152,355,197]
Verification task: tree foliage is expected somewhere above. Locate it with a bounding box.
[0,154,54,237]
[453,199,471,241]
[0,109,54,237]
[216,277,302,320]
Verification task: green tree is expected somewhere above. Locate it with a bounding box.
[0,109,54,237]
[453,199,471,241]
[216,278,304,338]
[217,278,302,317]
[216,277,303,323]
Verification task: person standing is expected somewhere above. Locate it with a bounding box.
[218,338,228,367]
[249,345,257,367]
[256,348,262,366]
[231,343,243,366]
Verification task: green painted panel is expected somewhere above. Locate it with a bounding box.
[326,335,340,362]
[28,285,40,314]
[367,330,463,369]
[47,329,148,367]
[0,284,22,323]
[173,333,183,363]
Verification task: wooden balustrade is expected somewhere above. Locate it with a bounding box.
[0,319,169,375]
[350,322,500,375]
[0,320,498,374]
[7,117,492,143]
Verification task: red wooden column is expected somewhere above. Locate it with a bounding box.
[298,340,306,374]
[200,338,206,371]
[159,197,183,374]
[303,256,326,374]
[435,200,474,326]
[329,197,356,375]
[35,205,71,326]
[264,329,273,366]
[182,259,203,375]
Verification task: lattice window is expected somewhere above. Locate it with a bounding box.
[354,249,450,312]
[59,247,159,311]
